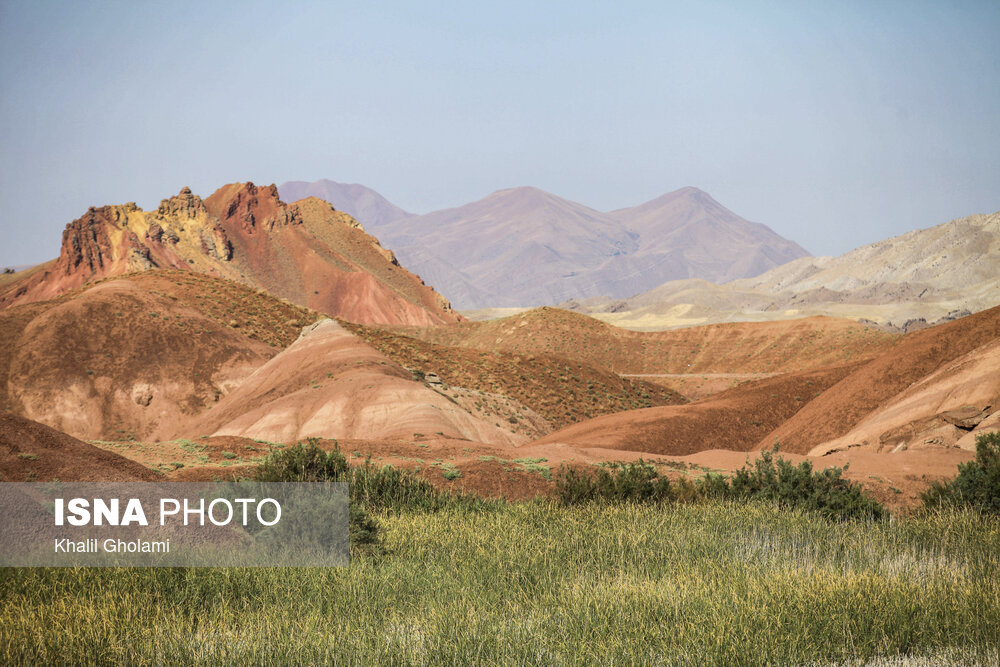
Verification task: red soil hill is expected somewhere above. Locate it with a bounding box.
[757,303,1000,454]
[0,412,159,481]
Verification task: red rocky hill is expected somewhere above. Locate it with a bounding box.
[1,183,459,326]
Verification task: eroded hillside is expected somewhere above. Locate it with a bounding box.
[1,183,459,326]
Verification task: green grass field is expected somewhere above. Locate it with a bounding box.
[2,501,998,665]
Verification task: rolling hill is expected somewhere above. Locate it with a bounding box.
[183,319,526,445]
[532,305,999,463]
[342,319,686,430]
[533,363,860,455]
[0,272,296,441]
[0,271,520,444]
[756,302,1000,455]
[0,412,160,482]
[386,306,898,375]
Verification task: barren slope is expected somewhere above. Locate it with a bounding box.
[348,185,806,309]
[2,279,276,441]
[756,304,1000,454]
[575,210,1000,329]
[0,413,159,482]
[184,319,525,445]
[380,186,635,307]
[391,307,897,375]
[343,319,685,430]
[805,337,1000,456]
[608,186,808,286]
[533,364,857,455]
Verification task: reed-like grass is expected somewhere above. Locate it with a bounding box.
[2,502,997,665]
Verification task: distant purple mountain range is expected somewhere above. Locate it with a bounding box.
[279,179,809,309]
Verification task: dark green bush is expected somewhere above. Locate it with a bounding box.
[556,461,677,504]
[349,459,490,512]
[727,447,886,520]
[253,439,376,551]
[555,448,886,521]
[922,431,1000,514]
[253,439,496,550]
[254,438,349,482]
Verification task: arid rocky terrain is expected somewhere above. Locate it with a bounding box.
[1,185,997,512]
[567,210,1000,330]
[1,182,458,326]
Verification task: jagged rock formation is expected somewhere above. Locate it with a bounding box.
[206,182,301,233]
[1,182,459,326]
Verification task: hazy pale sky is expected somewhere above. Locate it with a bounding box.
[1,0,998,267]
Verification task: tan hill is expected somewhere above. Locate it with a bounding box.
[756,303,1000,455]
[342,319,686,431]
[0,273,291,441]
[388,306,898,375]
[0,182,459,326]
[278,179,413,228]
[517,306,995,507]
[805,337,1000,457]
[573,210,1000,330]
[529,305,999,461]
[183,319,526,445]
[0,412,159,481]
[302,184,808,309]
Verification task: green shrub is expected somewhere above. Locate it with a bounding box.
[555,448,886,521]
[253,440,372,551]
[555,460,676,504]
[697,472,730,499]
[350,459,492,512]
[253,439,348,483]
[727,447,886,521]
[253,439,495,550]
[922,431,1000,514]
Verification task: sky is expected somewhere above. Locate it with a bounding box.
[1,0,998,267]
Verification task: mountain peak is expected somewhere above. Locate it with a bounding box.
[205,181,299,233]
[1,182,461,325]
[487,185,556,202]
[155,186,207,219]
[640,186,718,209]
